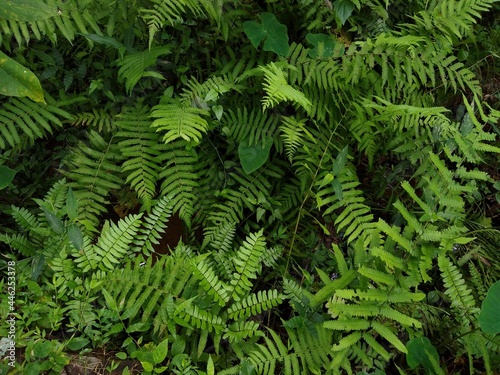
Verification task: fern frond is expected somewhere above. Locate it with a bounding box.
[140,0,204,48]
[358,266,397,286]
[260,63,311,113]
[370,320,407,353]
[283,277,314,308]
[106,255,195,328]
[208,168,273,226]
[220,107,280,146]
[192,255,230,306]
[0,233,36,257]
[180,75,245,107]
[176,302,225,333]
[40,178,69,211]
[362,332,391,361]
[62,130,123,228]
[75,214,142,272]
[324,319,371,331]
[131,196,173,257]
[116,105,170,207]
[10,206,41,231]
[404,0,498,42]
[229,229,266,301]
[0,0,102,45]
[377,220,415,255]
[279,116,312,163]
[201,221,236,253]
[438,255,478,317]
[117,46,170,94]
[224,321,263,344]
[227,289,283,320]
[0,98,71,150]
[71,108,115,132]
[151,99,210,145]
[158,140,200,224]
[332,331,363,352]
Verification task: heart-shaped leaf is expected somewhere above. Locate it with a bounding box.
[334,0,356,25]
[33,340,52,358]
[243,13,289,56]
[0,165,16,190]
[152,339,169,365]
[306,33,342,58]
[238,136,273,174]
[479,280,500,334]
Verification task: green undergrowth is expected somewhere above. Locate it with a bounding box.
[1,0,500,374]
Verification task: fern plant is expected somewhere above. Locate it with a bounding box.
[1,0,500,373]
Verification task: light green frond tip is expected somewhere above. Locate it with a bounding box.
[260,63,311,113]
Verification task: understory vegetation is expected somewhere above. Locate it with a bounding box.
[1,0,500,374]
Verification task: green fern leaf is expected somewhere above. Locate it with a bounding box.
[229,229,266,301]
[227,289,283,320]
[192,255,230,306]
[438,255,477,314]
[260,63,311,113]
[116,106,170,207]
[131,196,173,256]
[371,321,407,353]
[75,214,142,272]
[151,100,210,144]
[0,98,70,149]
[117,46,170,94]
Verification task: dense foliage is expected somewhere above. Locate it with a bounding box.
[1,0,500,374]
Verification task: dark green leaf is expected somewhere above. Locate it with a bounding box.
[106,323,125,336]
[479,280,500,334]
[406,337,440,372]
[67,228,84,251]
[332,178,343,201]
[0,165,16,190]
[0,0,58,22]
[243,13,289,56]
[43,208,64,234]
[0,51,45,103]
[0,364,11,375]
[213,105,223,120]
[31,253,45,280]
[79,33,124,49]
[66,187,78,220]
[334,0,356,25]
[33,340,52,358]
[306,33,339,58]
[331,146,349,176]
[66,337,90,351]
[238,136,273,174]
[171,338,186,357]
